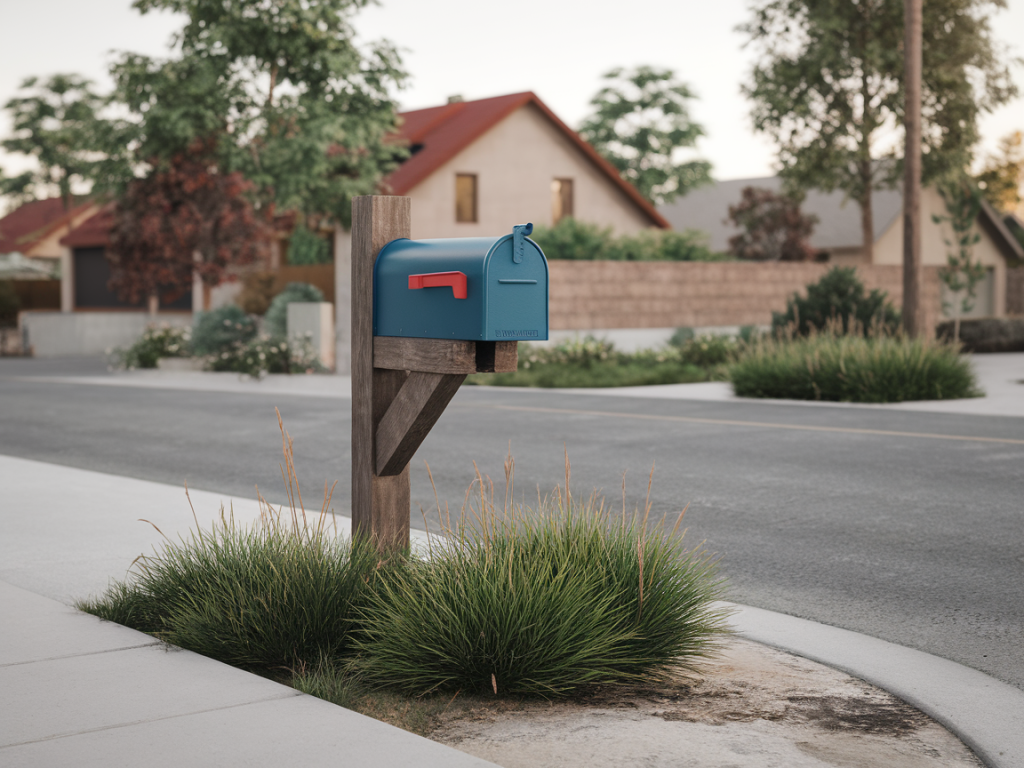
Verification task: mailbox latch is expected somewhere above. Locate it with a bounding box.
[408,271,468,299]
[512,223,533,264]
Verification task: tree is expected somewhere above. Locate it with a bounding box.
[580,66,712,204]
[107,140,270,308]
[933,176,987,341]
[1,74,122,214]
[117,0,408,227]
[741,0,1018,261]
[975,131,1023,213]
[727,187,818,261]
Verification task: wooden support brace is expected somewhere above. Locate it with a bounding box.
[375,371,466,476]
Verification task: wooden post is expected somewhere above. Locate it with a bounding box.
[350,196,520,551]
[902,0,923,337]
[351,196,412,550]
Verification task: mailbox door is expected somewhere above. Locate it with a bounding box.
[483,236,548,341]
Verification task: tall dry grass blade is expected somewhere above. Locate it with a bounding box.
[184,481,201,532]
[671,503,690,539]
[641,462,655,537]
[138,518,170,542]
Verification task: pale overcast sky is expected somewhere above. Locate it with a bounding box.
[1,0,1022,191]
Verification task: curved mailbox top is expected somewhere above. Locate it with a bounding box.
[373,226,549,342]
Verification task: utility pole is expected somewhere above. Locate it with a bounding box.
[902,0,923,336]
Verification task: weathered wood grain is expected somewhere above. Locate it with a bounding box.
[375,372,467,476]
[351,196,410,546]
[373,337,519,374]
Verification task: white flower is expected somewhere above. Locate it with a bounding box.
[224,319,232,326]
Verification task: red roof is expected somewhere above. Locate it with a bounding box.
[0,197,94,254]
[60,205,114,248]
[385,92,670,229]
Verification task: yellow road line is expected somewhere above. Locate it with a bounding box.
[475,404,1024,446]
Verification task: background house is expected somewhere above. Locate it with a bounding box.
[659,177,1023,318]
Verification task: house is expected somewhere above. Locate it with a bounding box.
[0,197,99,277]
[382,92,668,237]
[658,177,1024,318]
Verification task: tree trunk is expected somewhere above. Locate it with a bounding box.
[902,0,924,337]
[859,173,875,264]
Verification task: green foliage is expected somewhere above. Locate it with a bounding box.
[1,73,128,206]
[191,305,257,355]
[671,334,740,367]
[468,337,709,388]
[264,281,325,338]
[580,66,712,204]
[79,503,383,671]
[0,280,20,326]
[205,333,323,378]
[287,224,332,266]
[741,0,1018,253]
[350,473,728,697]
[113,324,192,369]
[772,267,900,337]
[933,177,988,340]
[530,217,724,261]
[730,331,981,402]
[975,131,1023,213]
[118,0,408,225]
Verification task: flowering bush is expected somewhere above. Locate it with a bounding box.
[519,336,615,369]
[204,333,324,378]
[113,324,192,369]
[191,305,258,355]
[673,334,740,367]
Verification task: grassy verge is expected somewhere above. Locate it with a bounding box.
[466,336,725,388]
[79,417,728,723]
[730,331,981,403]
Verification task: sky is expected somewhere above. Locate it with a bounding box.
[1,0,1022,196]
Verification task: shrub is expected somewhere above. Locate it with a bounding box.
[469,336,708,388]
[730,331,981,403]
[936,317,1024,353]
[530,217,725,262]
[772,267,900,337]
[205,333,323,377]
[78,417,384,671]
[286,224,332,265]
[114,324,192,369]
[264,282,324,337]
[192,305,257,355]
[671,333,740,367]
[350,465,728,697]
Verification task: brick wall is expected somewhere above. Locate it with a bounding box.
[1008,267,1024,316]
[549,261,942,332]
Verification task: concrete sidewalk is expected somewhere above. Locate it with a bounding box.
[2,454,1023,767]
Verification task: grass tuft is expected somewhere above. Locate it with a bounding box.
[77,409,387,672]
[349,456,729,697]
[730,327,981,403]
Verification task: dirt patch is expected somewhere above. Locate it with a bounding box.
[429,639,982,768]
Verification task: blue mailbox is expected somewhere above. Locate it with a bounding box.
[374,224,548,341]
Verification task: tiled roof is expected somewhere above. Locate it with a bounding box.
[386,92,669,229]
[60,205,114,248]
[0,197,93,255]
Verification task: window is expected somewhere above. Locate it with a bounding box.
[552,178,574,223]
[456,174,477,223]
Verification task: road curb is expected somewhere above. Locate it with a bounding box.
[726,602,1024,768]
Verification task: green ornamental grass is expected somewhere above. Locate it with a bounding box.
[730,329,981,403]
[350,460,729,697]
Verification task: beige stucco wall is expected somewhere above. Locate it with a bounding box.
[406,104,656,239]
[26,204,102,263]
[873,187,1006,316]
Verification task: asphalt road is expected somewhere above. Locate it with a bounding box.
[2,358,1023,691]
